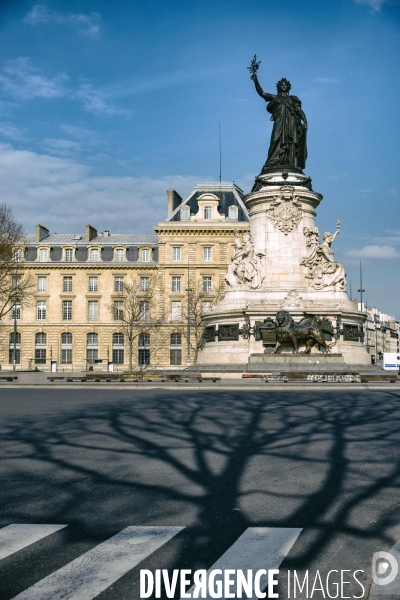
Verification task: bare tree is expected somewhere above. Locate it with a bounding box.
[0,203,34,321]
[108,275,160,372]
[179,280,225,364]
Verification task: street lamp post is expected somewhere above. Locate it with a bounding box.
[12,301,17,371]
[186,255,192,367]
[358,260,365,310]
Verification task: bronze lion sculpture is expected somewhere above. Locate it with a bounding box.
[272,310,335,354]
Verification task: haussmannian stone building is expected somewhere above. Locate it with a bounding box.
[1,182,250,371]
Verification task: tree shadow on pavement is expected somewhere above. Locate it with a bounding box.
[1,389,400,598]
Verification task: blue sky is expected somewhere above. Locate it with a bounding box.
[0,0,399,315]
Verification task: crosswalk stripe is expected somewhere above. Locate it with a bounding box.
[11,526,184,600]
[0,524,67,561]
[181,527,302,600]
[368,538,400,599]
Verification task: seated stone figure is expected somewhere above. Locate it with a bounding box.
[226,233,265,290]
[301,221,346,292]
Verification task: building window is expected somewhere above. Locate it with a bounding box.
[140,301,149,321]
[142,249,150,262]
[138,333,150,365]
[112,333,124,364]
[202,277,212,292]
[172,247,181,261]
[202,301,212,314]
[89,276,98,292]
[171,301,181,320]
[114,301,124,320]
[228,206,238,220]
[9,332,21,364]
[114,277,124,292]
[140,277,149,292]
[39,248,48,262]
[13,277,21,290]
[11,302,21,320]
[170,333,182,365]
[35,332,46,364]
[37,276,47,292]
[172,276,181,292]
[37,300,46,320]
[203,247,212,262]
[65,248,73,262]
[62,300,72,321]
[87,332,98,364]
[63,276,72,292]
[61,332,72,364]
[88,301,98,320]
[180,206,190,220]
[204,206,212,219]
[115,249,125,262]
[14,248,23,262]
[90,249,100,262]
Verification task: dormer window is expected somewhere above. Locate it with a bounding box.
[204,206,212,219]
[228,206,238,220]
[14,248,23,262]
[64,248,74,262]
[39,248,49,262]
[115,248,125,262]
[141,249,150,262]
[180,206,190,220]
[90,249,100,262]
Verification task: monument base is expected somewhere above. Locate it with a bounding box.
[249,353,344,366]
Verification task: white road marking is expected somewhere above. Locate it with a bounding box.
[368,538,400,599]
[12,526,183,600]
[181,526,302,600]
[0,524,67,561]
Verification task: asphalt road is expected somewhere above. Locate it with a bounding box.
[1,388,400,599]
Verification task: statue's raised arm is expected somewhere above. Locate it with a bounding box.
[248,56,308,171]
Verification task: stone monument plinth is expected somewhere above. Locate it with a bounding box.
[197,169,369,366]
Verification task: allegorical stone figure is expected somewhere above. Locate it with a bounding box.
[301,221,347,291]
[226,232,265,290]
[249,61,308,170]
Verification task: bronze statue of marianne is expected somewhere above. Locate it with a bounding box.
[249,58,308,171]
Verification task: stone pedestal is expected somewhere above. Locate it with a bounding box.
[198,168,370,366]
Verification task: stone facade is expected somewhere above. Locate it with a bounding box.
[1,183,249,371]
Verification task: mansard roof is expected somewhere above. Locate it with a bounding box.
[24,233,158,246]
[167,182,249,222]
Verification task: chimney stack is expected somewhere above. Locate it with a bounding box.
[167,189,183,217]
[85,224,97,241]
[35,224,49,242]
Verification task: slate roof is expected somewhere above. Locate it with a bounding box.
[24,233,158,246]
[167,182,249,222]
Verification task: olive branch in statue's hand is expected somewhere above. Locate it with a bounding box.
[248,54,261,78]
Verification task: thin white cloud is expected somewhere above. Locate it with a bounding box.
[329,173,348,180]
[0,142,200,234]
[0,58,128,116]
[0,58,67,100]
[41,138,82,157]
[372,235,400,245]
[313,77,340,84]
[347,245,400,259]
[0,122,26,141]
[354,0,386,11]
[60,125,101,145]
[24,5,101,35]
[76,82,131,116]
